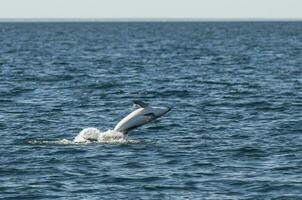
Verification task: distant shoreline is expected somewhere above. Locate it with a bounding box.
[0,18,302,22]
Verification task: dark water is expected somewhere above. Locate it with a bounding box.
[1,22,302,199]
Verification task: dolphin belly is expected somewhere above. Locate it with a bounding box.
[114,115,149,133]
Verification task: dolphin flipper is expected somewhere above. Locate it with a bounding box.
[133,100,148,108]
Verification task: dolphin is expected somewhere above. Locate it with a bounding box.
[114,100,171,134]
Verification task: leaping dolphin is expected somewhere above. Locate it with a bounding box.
[114,100,171,134]
[74,100,171,142]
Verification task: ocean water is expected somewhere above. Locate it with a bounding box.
[0,22,302,199]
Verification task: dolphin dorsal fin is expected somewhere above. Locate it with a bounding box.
[133,100,148,108]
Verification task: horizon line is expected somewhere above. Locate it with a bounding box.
[0,17,302,22]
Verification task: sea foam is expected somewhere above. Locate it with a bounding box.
[28,128,138,145]
[73,127,133,144]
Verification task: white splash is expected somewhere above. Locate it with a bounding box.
[74,127,101,143]
[28,128,138,145]
[73,127,135,144]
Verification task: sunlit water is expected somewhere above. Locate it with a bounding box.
[1,22,302,199]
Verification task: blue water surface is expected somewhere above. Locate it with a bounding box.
[0,22,302,199]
